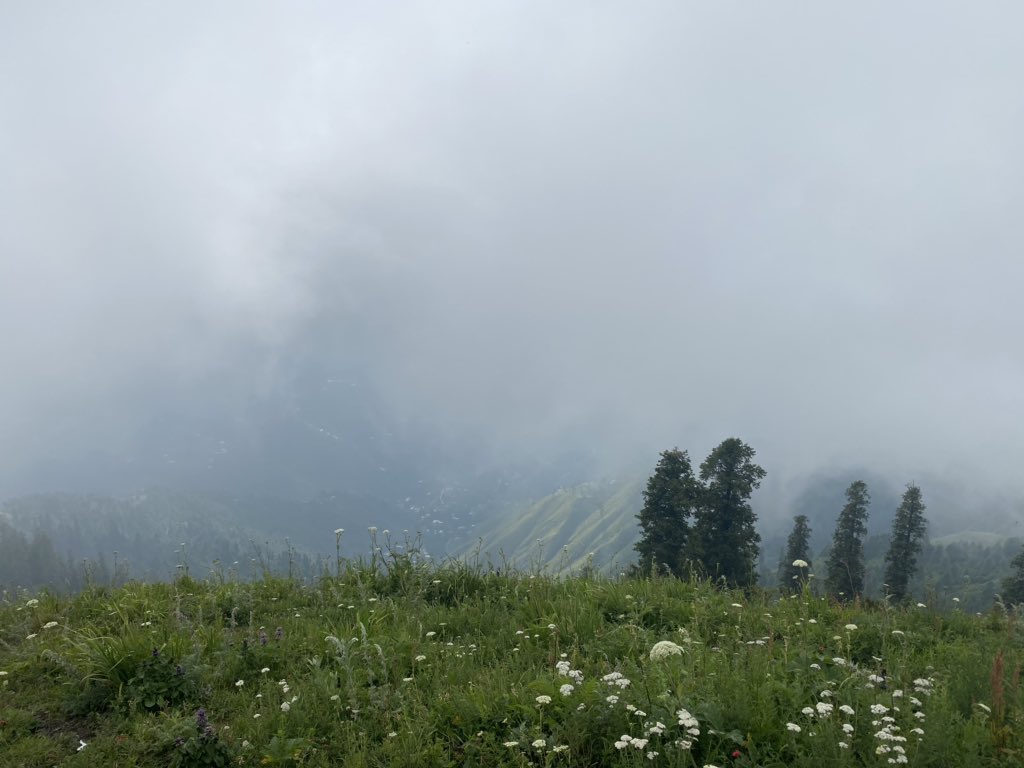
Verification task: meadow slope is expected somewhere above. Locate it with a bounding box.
[1,544,1022,767]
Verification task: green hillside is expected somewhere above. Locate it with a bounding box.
[467,479,644,572]
[3,557,1024,766]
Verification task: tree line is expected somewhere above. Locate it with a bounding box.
[636,439,1024,604]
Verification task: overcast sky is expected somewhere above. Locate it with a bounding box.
[2,2,1024,499]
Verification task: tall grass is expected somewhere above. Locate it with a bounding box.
[1,542,1022,766]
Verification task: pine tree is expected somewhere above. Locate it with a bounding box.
[1001,546,1024,605]
[778,515,812,594]
[825,480,871,601]
[634,448,700,576]
[689,438,766,588]
[883,484,928,602]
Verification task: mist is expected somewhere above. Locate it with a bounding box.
[3,2,1024,525]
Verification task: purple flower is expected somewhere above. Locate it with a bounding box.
[275,627,284,641]
[258,629,268,646]
[196,708,208,730]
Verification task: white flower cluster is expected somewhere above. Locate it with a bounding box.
[649,640,685,661]
[602,671,631,689]
[555,660,584,683]
[674,708,700,750]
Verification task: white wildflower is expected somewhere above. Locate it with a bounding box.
[532,739,546,749]
[536,695,552,705]
[786,722,801,733]
[559,684,574,696]
[844,624,858,631]
[793,559,809,568]
[649,640,685,661]
[280,701,290,712]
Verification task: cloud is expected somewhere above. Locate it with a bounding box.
[1,2,1023,497]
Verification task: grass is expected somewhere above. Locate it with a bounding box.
[1,539,1023,767]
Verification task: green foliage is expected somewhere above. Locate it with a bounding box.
[169,709,235,768]
[690,438,767,588]
[3,551,1024,766]
[778,515,812,594]
[126,648,198,712]
[634,448,699,577]
[884,484,929,602]
[825,480,871,601]
[1002,546,1024,606]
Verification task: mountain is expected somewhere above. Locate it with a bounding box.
[463,478,644,572]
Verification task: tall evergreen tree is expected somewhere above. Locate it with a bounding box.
[825,480,871,601]
[1001,546,1024,605]
[634,448,700,576]
[778,515,812,594]
[883,484,928,602]
[689,438,766,588]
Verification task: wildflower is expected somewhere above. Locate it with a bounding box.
[536,695,552,705]
[842,723,854,734]
[426,631,437,638]
[786,722,801,732]
[891,629,905,636]
[42,621,59,630]
[793,559,809,568]
[838,741,849,749]
[952,597,960,603]
[77,740,87,752]
[330,694,340,701]
[614,735,632,750]
[801,707,815,716]
[839,704,855,715]
[844,624,858,631]
[551,745,569,753]
[649,640,685,660]
[415,655,427,662]
[871,704,889,715]
[261,667,270,673]
[503,741,519,747]
[831,657,846,666]
[253,714,261,719]
[816,702,833,716]
[280,702,290,712]
[807,619,817,624]
[810,663,821,670]
[676,708,700,736]
[334,528,344,535]
[606,695,620,704]
[647,722,666,735]
[632,738,649,749]
[560,684,574,696]
[820,689,833,698]
[368,526,378,534]
[731,603,743,608]
[235,679,244,687]
[555,660,571,675]
[25,634,37,640]
[647,752,659,760]
[916,603,926,608]
[532,739,546,749]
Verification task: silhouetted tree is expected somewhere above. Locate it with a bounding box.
[825,480,871,601]
[635,448,700,576]
[1002,546,1024,605]
[779,514,812,593]
[883,484,928,602]
[689,438,766,588]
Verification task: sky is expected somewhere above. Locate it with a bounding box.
[2,2,1024,505]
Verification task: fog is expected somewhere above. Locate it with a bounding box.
[3,3,1024,521]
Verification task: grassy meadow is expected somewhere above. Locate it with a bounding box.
[1,537,1023,767]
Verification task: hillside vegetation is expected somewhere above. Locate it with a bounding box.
[2,543,1023,767]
